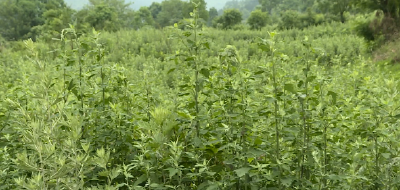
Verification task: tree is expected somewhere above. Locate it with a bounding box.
[258,0,280,13]
[33,0,74,40]
[0,0,44,40]
[355,0,400,18]
[0,0,73,41]
[133,7,154,29]
[208,7,218,26]
[77,0,132,31]
[279,10,301,29]
[149,2,162,19]
[223,0,259,20]
[247,9,269,30]
[352,0,400,41]
[317,0,353,23]
[214,9,243,29]
[182,0,209,22]
[85,4,119,31]
[156,0,185,28]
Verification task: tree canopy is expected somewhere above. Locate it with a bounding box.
[214,9,243,29]
[247,9,269,30]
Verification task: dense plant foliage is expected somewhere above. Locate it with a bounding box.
[1,2,400,188]
[247,9,269,30]
[213,9,243,29]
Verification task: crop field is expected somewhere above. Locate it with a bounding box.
[0,19,400,189]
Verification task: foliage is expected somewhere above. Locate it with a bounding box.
[351,0,400,50]
[355,0,400,19]
[156,0,186,28]
[32,2,74,41]
[149,2,162,20]
[155,0,209,28]
[133,7,155,30]
[247,9,269,30]
[223,0,259,20]
[182,0,209,23]
[279,9,328,30]
[213,9,243,29]
[259,0,317,13]
[317,0,353,22]
[78,0,132,32]
[2,2,400,190]
[208,7,219,26]
[371,33,400,64]
[259,0,279,13]
[353,10,399,50]
[0,0,44,40]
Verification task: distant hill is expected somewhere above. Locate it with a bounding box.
[64,0,229,10]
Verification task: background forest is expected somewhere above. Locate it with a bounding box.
[1,0,400,189]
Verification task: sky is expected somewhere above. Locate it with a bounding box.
[65,0,230,10]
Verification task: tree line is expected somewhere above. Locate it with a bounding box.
[0,0,399,42]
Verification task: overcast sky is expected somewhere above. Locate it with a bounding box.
[65,0,230,10]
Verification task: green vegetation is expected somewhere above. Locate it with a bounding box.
[1,0,400,189]
[247,9,269,30]
[213,9,243,29]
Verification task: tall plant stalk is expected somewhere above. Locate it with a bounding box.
[300,38,312,182]
[193,6,200,138]
[258,32,282,189]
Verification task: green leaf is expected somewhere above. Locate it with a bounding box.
[200,68,210,78]
[177,110,194,120]
[328,91,337,104]
[281,177,294,187]
[254,138,263,146]
[254,70,264,75]
[183,31,192,37]
[109,167,121,181]
[307,76,316,83]
[167,168,178,178]
[202,42,210,49]
[167,68,176,74]
[207,184,219,190]
[98,170,108,177]
[198,181,209,190]
[284,83,296,94]
[381,153,391,159]
[67,79,75,91]
[52,97,63,106]
[265,96,275,103]
[234,167,251,177]
[133,174,147,186]
[187,39,195,46]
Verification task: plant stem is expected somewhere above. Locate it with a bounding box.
[193,6,200,138]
